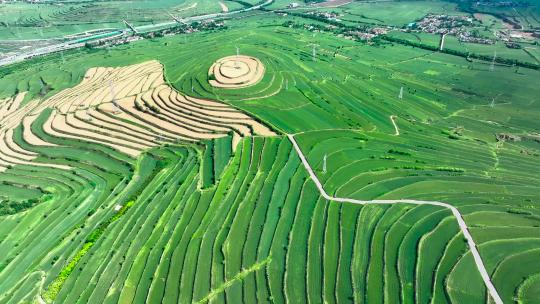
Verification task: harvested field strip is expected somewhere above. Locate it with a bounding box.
[0,60,274,173]
[45,110,141,157]
[209,56,266,89]
[96,103,182,141]
[157,89,252,136]
[87,109,162,141]
[153,90,234,133]
[28,111,132,173]
[140,91,223,136]
[63,113,151,150]
[74,110,158,145]
[117,96,202,141]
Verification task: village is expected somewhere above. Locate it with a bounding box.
[408,14,494,45]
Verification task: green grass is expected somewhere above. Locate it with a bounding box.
[0,3,539,303]
[337,1,461,27]
[0,0,228,40]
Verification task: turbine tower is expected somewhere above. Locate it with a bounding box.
[308,43,319,61]
[490,93,501,108]
[323,154,327,174]
[399,86,404,100]
[490,51,497,72]
[235,45,240,67]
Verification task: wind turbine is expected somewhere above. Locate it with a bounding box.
[308,43,319,61]
[490,93,502,108]
[235,45,240,68]
[490,51,497,72]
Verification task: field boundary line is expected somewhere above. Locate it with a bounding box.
[287,134,504,304]
[194,256,272,304]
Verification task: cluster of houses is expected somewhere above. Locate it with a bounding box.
[344,27,388,41]
[304,11,343,22]
[410,14,494,44]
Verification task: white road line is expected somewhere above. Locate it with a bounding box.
[390,115,399,136]
[287,134,504,304]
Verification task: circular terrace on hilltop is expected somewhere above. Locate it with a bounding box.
[208,55,265,89]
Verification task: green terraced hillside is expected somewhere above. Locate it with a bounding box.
[1,1,540,303]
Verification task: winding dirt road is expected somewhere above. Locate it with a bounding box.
[287,134,504,304]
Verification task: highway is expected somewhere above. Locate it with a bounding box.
[0,0,273,67]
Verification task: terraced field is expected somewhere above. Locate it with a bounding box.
[0,3,539,304]
[0,129,496,303]
[0,0,232,40]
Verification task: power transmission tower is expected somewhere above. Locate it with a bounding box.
[490,51,497,72]
[323,154,327,174]
[399,86,404,100]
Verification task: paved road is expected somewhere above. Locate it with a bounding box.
[287,133,504,304]
[0,0,274,67]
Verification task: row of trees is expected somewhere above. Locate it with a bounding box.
[0,198,40,216]
[278,11,369,31]
[381,35,539,70]
[278,11,539,70]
